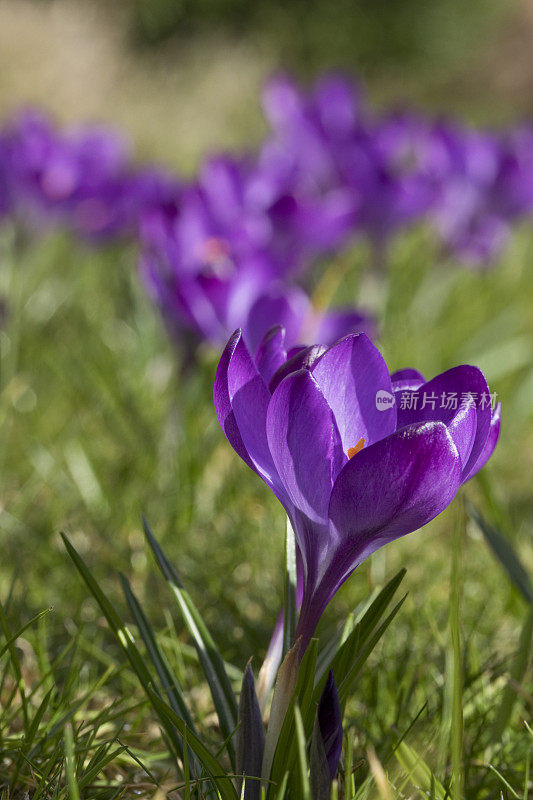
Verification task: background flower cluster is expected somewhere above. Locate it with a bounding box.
[1,74,532,356]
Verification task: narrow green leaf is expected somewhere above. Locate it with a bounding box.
[491,605,533,741]
[273,772,289,800]
[315,569,406,688]
[335,594,407,708]
[0,606,53,661]
[344,734,354,800]
[310,713,331,800]
[487,764,521,799]
[467,501,533,604]
[449,505,463,800]
[0,599,29,729]
[120,575,195,729]
[282,518,297,660]
[523,744,530,800]
[294,705,310,800]
[63,724,80,800]
[120,574,202,775]
[9,686,53,790]
[148,687,238,800]
[143,515,238,767]
[61,533,184,765]
[77,745,128,790]
[394,741,447,800]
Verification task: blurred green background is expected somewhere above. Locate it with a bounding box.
[0,0,532,173]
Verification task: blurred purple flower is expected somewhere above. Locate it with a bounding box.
[0,134,11,220]
[140,154,373,348]
[1,109,181,241]
[427,123,515,265]
[258,73,363,253]
[1,110,129,236]
[215,330,500,652]
[260,76,436,260]
[495,126,533,219]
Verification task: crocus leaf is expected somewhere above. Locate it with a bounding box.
[61,533,184,764]
[310,713,332,800]
[394,741,447,800]
[262,637,301,786]
[142,516,238,767]
[120,574,195,730]
[267,639,318,798]
[282,517,297,660]
[148,688,239,800]
[467,502,533,604]
[337,595,407,708]
[314,569,406,702]
[294,705,311,800]
[491,605,533,742]
[236,662,265,800]
[120,573,199,775]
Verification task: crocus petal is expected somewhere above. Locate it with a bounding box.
[395,365,492,482]
[266,369,345,525]
[294,420,461,649]
[214,331,257,472]
[327,421,462,584]
[214,330,286,501]
[445,395,478,470]
[311,334,396,453]
[318,671,343,780]
[269,344,328,393]
[254,325,288,386]
[464,402,501,482]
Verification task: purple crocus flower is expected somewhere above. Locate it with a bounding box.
[214,330,500,653]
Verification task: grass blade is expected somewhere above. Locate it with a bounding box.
[148,687,238,800]
[143,515,238,767]
[61,533,185,766]
[491,605,533,742]
[294,705,310,800]
[120,573,202,776]
[315,569,406,688]
[467,502,533,604]
[63,723,80,800]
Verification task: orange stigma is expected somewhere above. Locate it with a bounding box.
[348,437,365,459]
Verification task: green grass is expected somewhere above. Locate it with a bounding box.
[0,220,531,797]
